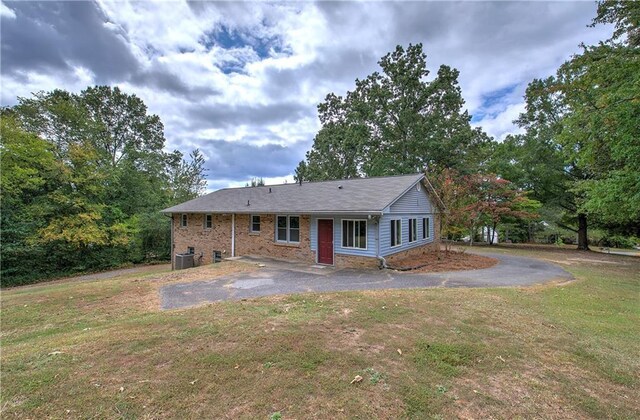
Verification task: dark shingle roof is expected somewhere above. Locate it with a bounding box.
[161,173,427,214]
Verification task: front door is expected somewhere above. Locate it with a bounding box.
[317,219,334,265]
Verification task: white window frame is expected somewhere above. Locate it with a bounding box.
[180,213,188,228]
[423,217,430,239]
[204,214,213,229]
[409,218,417,243]
[390,219,402,247]
[250,215,261,233]
[341,219,368,250]
[275,215,300,244]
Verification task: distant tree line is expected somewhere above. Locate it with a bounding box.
[1,86,206,286]
[295,1,639,249]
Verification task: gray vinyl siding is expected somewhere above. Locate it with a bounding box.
[389,184,432,214]
[310,215,378,257]
[379,214,435,256]
[380,184,437,256]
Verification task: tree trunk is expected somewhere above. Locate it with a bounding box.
[577,213,589,251]
[490,222,497,245]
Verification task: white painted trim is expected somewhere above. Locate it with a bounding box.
[390,218,403,248]
[422,217,430,240]
[408,218,418,243]
[203,213,213,230]
[340,219,368,251]
[275,214,300,244]
[250,214,261,233]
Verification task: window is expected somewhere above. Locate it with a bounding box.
[251,215,261,233]
[422,218,430,239]
[276,215,300,243]
[342,220,367,249]
[181,214,188,228]
[204,214,212,229]
[187,247,195,254]
[409,218,417,243]
[390,219,402,247]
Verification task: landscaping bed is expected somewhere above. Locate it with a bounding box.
[389,250,498,272]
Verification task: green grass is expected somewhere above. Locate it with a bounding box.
[1,248,638,418]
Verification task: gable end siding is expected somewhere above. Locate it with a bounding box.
[389,184,433,214]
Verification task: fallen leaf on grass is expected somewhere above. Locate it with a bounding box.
[350,375,363,384]
[48,351,63,356]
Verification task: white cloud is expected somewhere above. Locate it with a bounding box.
[0,1,16,19]
[1,0,613,190]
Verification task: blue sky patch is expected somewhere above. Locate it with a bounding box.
[200,25,283,59]
[472,83,520,122]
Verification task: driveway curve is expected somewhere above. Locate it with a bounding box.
[160,252,572,310]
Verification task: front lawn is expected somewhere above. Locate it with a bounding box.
[1,247,638,418]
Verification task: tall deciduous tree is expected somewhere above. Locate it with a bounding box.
[463,174,540,245]
[2,86,207,285]
[295,44,492,182]
[490,1,639,249]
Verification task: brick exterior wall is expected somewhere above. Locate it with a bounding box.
[172,212,441,269]
[334,254,380,269]
[172,213,233,266]
[234,214,315,262]
[384,241,440,266]
[172,213,315,267]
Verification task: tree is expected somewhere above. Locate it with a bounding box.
[2,86,207,285]
[296,44,492,180]
[555,1,640,231]
[166,149,208,203]
[489,77,593,248]
[463,174,540,245]
[493,1,640,249]
[81,86,165,168]
[245,177,265,187]
[427,168,473,250]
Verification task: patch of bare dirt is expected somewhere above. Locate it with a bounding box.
[390,251,498,273]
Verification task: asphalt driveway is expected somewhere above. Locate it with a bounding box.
[160,252,573,310]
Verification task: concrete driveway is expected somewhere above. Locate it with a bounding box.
[159,252,573,310]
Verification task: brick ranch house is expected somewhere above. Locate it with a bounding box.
[161,173,443,269]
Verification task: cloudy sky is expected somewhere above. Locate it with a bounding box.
[1,1,611,190]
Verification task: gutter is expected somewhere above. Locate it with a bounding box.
[160,210,386,216]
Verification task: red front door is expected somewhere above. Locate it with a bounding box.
[317,219,334,265]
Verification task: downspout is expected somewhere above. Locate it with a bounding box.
[375,215,388,269]
[231,213,235,257]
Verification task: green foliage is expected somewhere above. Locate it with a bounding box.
[489,2,639,245]
[430,169,540,244]
[245,177,265,187]
[598,234,639,249]
[413,341,478,377]
[1,87,206,286]
[296,44,492,181]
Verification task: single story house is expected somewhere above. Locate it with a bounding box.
[161,173,443,269]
